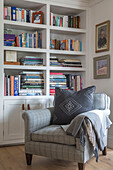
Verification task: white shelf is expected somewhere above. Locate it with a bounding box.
[49,50,86,55]
[3,95,48,100]
[50,26,86,34]
[4,20,47,31]
[4,65,47,70]
[50,66,86,71]
[4,46,47,53]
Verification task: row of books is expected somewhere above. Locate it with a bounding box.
[49,72,83,95]
[50,13,81,28]
[4,6,43,23]
[50,39,82,51]
[20,56,43,66]
[4,32,42,48]
[4,71,44,96]
[50,56,82,67]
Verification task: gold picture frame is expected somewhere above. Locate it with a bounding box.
[95,20,110,53]
[93,55,110,79]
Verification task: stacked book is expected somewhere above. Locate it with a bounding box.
[19,71,44,96]
[50,39,82,51]
[50,56,62,67]
[50,72,68,95]
[65,74,83,91]
[50,13,80,28]
[16,32,42,48]
[59,59,82,67]
[4,34,15,46]
[20,56,43,66]
[4,71,44,96]
[4,6,43,23]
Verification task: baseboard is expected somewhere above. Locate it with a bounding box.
[108,135,113,149]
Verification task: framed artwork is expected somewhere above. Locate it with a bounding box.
[93,55,110,79]
[32,11,43,24]
[95,20,110,53]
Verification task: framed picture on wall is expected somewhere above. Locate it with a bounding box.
[95,20,110,53]
[93,55,110,79]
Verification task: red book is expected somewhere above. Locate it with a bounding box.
[16,36,19,47]
[50,89,55,93]
[75,76,77,91]
[50,73,63,75]
[50,12,51,25]
[4,77,6,96]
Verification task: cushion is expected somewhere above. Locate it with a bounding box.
[32,125,75,145]
[94,93,108,110]
[52,86,96,125]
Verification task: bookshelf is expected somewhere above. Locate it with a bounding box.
[0,0,88,145]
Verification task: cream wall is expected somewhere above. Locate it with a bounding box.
[88,0,113,148]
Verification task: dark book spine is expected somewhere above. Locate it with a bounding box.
[68,16,71,27]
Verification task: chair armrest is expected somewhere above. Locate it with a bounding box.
[22,108,54,142]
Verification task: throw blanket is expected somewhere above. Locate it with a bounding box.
[61,109,112,162]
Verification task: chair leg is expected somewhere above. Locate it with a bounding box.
[26,153,32,165]
[78,163,85,170]
[102,146,107,156]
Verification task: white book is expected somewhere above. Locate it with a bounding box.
[51,12,53,26]
[63,16,66,27]
[7,7,11,20]
[77,75,80,91]
[16,8,19,21]
[18,8,22,22]
[65,16,68,27]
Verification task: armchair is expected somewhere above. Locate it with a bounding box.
[22,93,110,170]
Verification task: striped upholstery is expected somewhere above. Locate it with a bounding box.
[32,125,75,145]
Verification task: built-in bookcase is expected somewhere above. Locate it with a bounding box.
[0,0,88,145]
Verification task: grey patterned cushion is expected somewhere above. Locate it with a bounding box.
[52,86,96,125]
[32,125,75,145]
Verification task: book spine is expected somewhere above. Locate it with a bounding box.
[29,33,31,48]
[22,33,25,47]
[8,75,10,96]
[26,10,30,23]
[19,34,22,47]
[50,12,51,25]
[14,76,19,96]
[11,7,16,21]
[68,16,71,27]
[4,7,7,19]
[4,76,6,96]
[51,12,53,26]
[24,9,26,22]
[18,8,22,22]
[27,33,29,48]
[16,8,19,21]
[21,9,25,22]
[7,7,11,20]
[11,76,14,96]
[71,16,73,28]
[16,36,19,47]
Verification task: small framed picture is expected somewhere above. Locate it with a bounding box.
[32,11,43,24]
[95,20,110,53]
[93,55,110,79]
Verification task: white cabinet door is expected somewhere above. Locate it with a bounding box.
[26,99,48,110]
[4,100,25,141]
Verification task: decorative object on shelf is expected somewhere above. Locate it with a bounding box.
[95,20,110,53]
[93,55,110,79]
[4,50,17,62]
[32,11,43,24]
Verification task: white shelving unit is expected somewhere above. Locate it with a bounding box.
[0,0,88,145]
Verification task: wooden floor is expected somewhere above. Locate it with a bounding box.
[0,145,113,170]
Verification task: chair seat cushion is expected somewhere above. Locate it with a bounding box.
[32,125,75,145]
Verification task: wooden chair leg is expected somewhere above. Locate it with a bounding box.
[78,163,85,170]
[102,146,107,156]
[26,153,32,165]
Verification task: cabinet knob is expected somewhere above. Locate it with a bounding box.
[28,104,30,110]
[22,104,25,110]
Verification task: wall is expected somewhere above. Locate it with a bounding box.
[88,0,113,148]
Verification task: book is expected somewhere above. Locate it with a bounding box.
[11,7,16,21]
[14,76,19,96]
[11,76,14,96]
